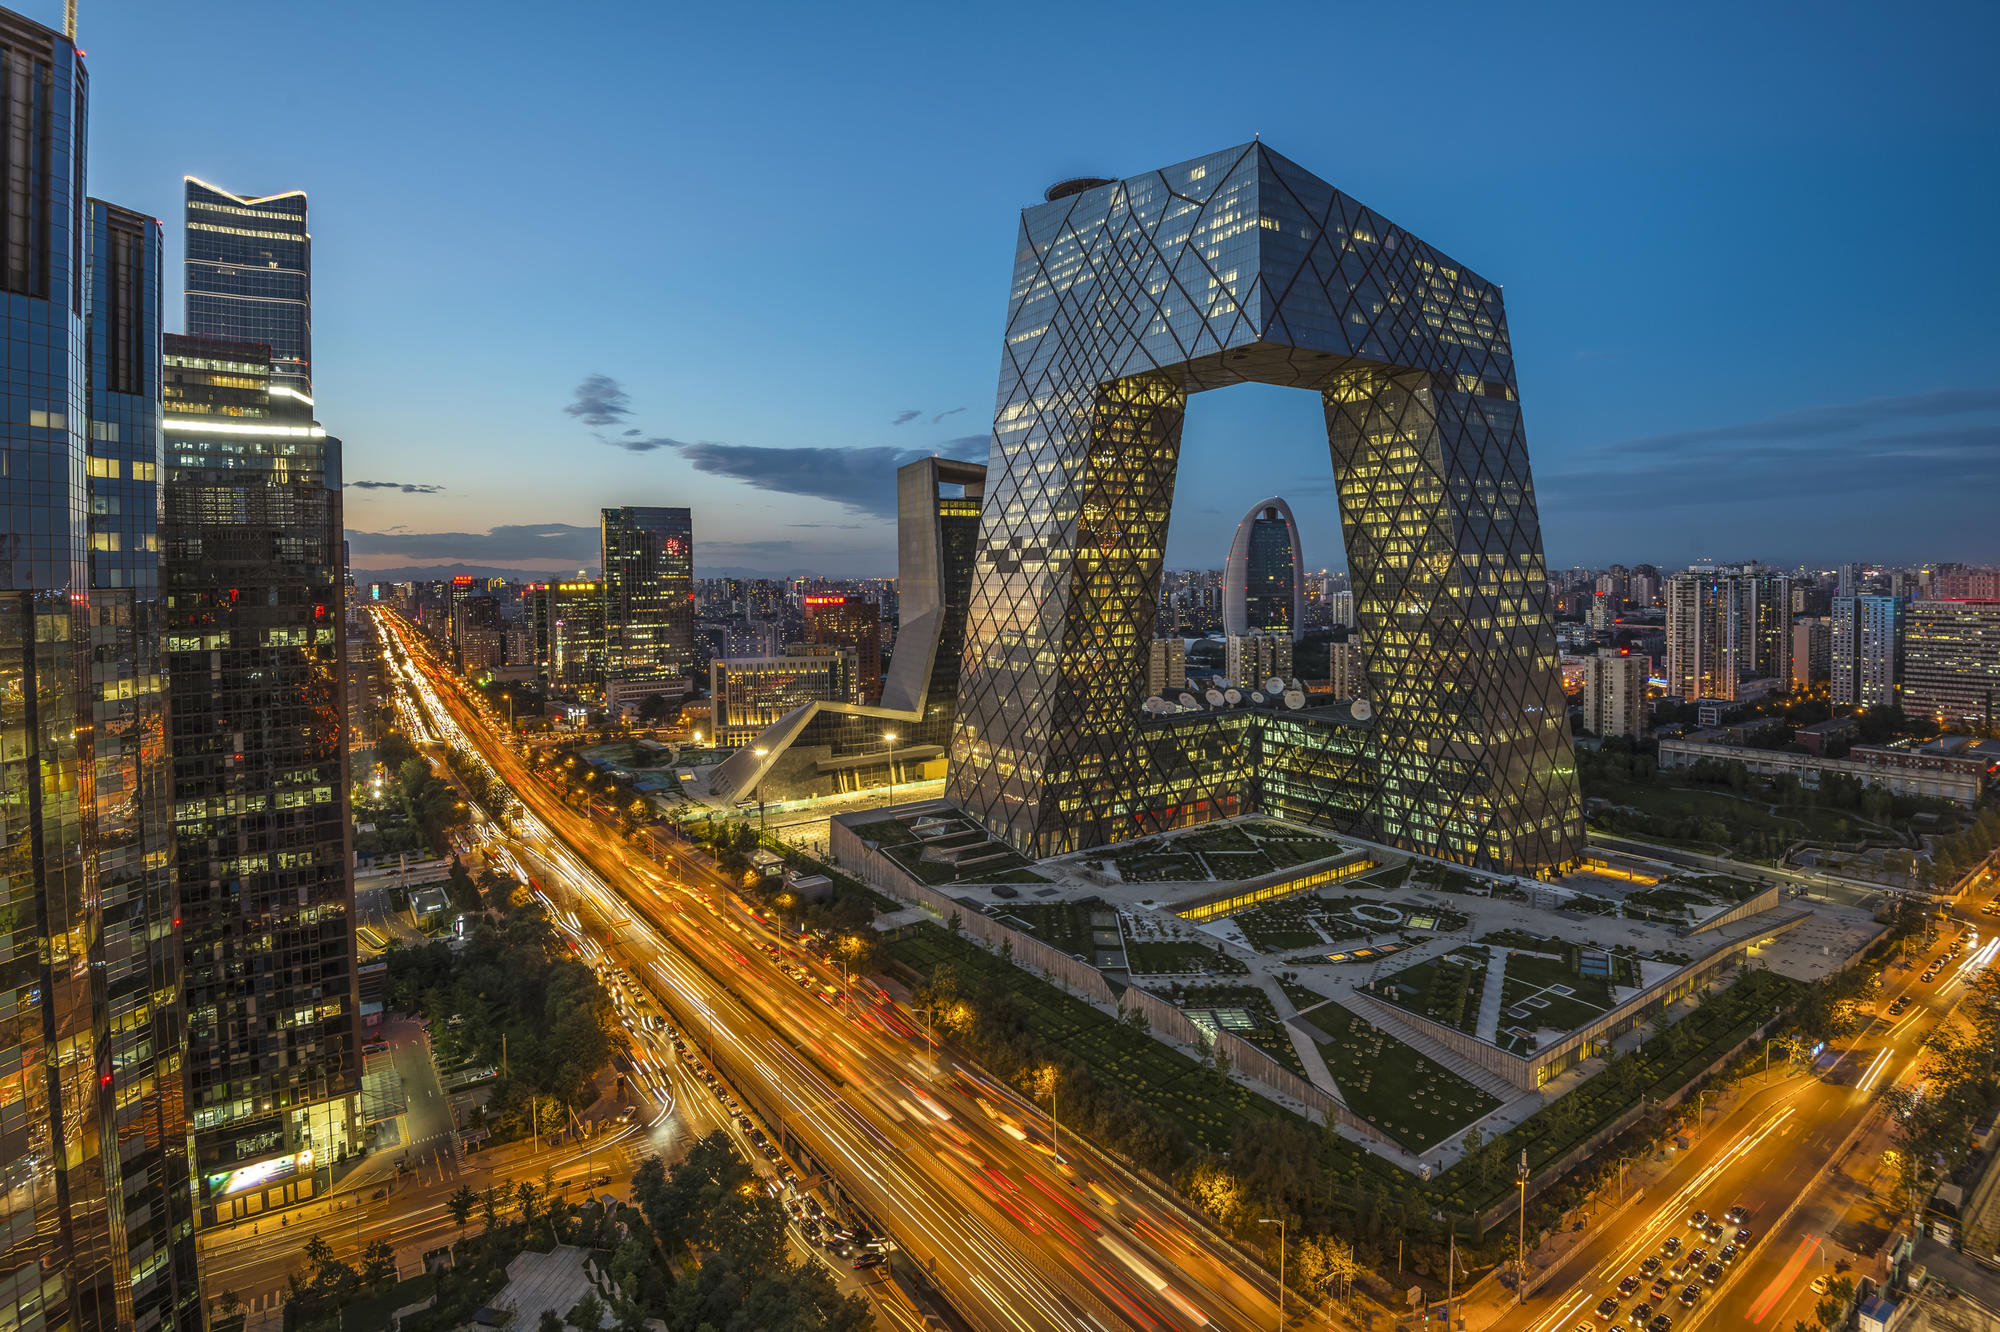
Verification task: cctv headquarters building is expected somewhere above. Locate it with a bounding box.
[945,143,1585,875]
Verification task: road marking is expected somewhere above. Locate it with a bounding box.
[1746,1235,1818,1323]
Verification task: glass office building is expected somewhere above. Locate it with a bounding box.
[946,143,1583,874]
[0,12,203,1326]
[184,177,311,397]
[161,333,359,1224]
[1222,496,1302,639]
[600,506,693,709]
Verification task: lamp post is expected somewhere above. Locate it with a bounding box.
[1257,1217,1284,1331]
[753,748,769,831]
[882,732,898,806]
[1514,1148,1533,1304]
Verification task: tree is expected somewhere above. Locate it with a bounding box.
[567,1290,606,1329]
[539,1312,565,1332]
[517,1179,542,1225]
[448,1183,478,1232]
[360,1238,398,1289]
[481,1184,501,1232]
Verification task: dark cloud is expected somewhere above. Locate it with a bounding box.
[931,407,967,424]
[346,480,445,494]
[345,522,599,563]
[623,427,641,436]
[675,442,931,516]
[602,433,682,453]
[564,374,632,426]
[890,410,922,426]
[1600,387,2000,456]
[940,434,989,455]
[788,522,863,530]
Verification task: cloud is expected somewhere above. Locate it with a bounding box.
[564,374,632,426]
[674,442,933,516]
[346,480,444,494]
[940,434,989,454]
[602,433,681,453]
[623,427,641,436]
[931,407,967,424]
[890,410,922,426]
[788,522,863,530]
[1542,388,2000,513]
[345,522,600,564]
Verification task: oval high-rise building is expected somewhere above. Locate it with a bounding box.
[1223,496,1303,639]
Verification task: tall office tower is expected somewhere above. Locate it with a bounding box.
[86,199,206,1328]
[1837,563,1863,598]
[1664,565,1793,700]
[0,15,209,1325]
[1831,594,1903,707]
[453,595,503,671]
[1222,496,1303,639]
[1792,617,1831,689]
[947,144,1582,872]
[1145,636,1186,698]
[162,334,359,1224]
[709,457,985,803]
[184,177,311,396]
[1902,600,2000,725]
[1327,639,1365,700]
[1582,649,1648,738]
[1327,589,1356,629]
[802,593,883,703]
[529,578,606,688]
[1630,564,1660,608]
[600,506,694,713]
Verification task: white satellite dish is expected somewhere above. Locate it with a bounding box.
[1223,688,1242,705]
[1204,688,1225,707]
[1178,692,1201,710]
[1283,689,1306,709]
[1250,691,1267,704]
[1287,677,1304,692]
[1143,696,1168,714]
[1351,698,1374,721]
[1263,677,1285,694]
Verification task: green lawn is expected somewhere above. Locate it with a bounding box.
[848,812,1049,885]
[1374,952,1486,1035]
[885,926,1276,1153]
[1297,1001,1503,1151]
[1000,900,1116,959]
[1125,940,1249,975]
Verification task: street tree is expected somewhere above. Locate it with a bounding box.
[448,1184,478,1232]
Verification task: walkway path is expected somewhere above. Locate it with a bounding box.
[1474,946,1511,1044]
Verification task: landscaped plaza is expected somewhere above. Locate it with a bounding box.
[836,805,1886,1166]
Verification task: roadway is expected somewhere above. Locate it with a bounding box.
[1487,869,1995,1332]
[375,607,1287,1332]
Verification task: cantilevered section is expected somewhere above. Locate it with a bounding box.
[708,457,986,803]
[1222,495,1303,639]
[945,142,1583,874]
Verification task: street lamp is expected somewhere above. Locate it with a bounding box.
[753,748,769,831]
[1516,1148,1530,1304]
[882,732,898,806]
[1257,1217,1284,1331]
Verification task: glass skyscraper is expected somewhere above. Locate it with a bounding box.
[947,143,1583,873]
[0,13,201,1328]
[161,333,359,1224]
[1222,496,1303,639]
[600,506,694,709]
[183,177,311,397]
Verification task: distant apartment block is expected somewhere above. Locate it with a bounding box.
[1832,594,1903,707]
[1146,637,1186,699]
[1583,649,1648,738]
[1903,599,2000,725]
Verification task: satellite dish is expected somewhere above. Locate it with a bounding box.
[1223,688,1242,705]
[1287,677,1304,692]
[1263,677,1285,694]
[1283,689,1306,709]
[1178,692,1201,710]
[1204,689,1225,707]
[1351,699,1374,721]
[1143,696,1168,714]
[1250,691,1267,704]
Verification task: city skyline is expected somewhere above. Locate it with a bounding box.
[62,0,2000,578]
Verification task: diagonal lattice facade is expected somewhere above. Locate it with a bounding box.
[946,142,1584,874]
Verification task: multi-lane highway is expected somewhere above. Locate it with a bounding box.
[375,608,1287,1332]
[1493,873,1994,1332]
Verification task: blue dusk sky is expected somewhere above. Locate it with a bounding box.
[69,0,2000,579]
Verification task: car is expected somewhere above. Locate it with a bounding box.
[1661,1237,1682,1257]
[1810,1275,1829,1294]
[1722,1206,1748,1226]
[1618,1277,1642,1299]
[1701,1263,1723,1284]
[1648,1316,1673,1332]
[1678,1286,1701,1308]
[852,1253,885,1270]
[1688,1248,1707,1267]
[1702,1220,1724,1242]
[1626,1304,1653,1327]
[1639,1256,1663,1277]
[1717,1245,1739,1265]
[1670,1256,1695,1279]
[1595,1299,1620,1321]
[1649,1279,1672,1301]
[1734,1227,1753,1246]
[1688,1209,1709,1230]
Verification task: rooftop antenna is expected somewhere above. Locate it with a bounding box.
[65,0,76,40]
